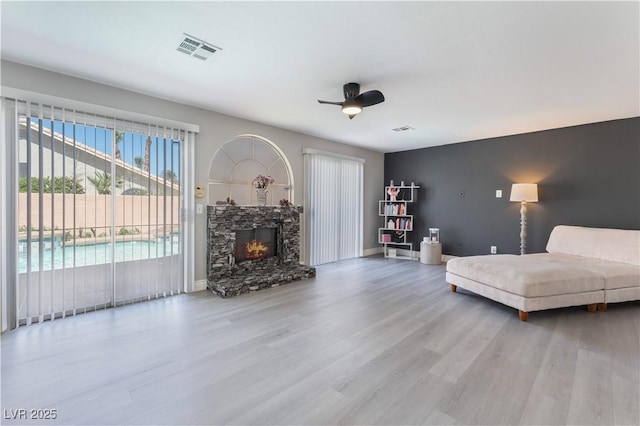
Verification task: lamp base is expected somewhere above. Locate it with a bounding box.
[519,201,527,255]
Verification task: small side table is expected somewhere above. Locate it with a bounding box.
[420,242,442,265]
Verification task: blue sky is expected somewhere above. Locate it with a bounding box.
[46,119,180,177]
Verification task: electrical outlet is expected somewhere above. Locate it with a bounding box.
[196,204,203,214]
[491,245,497,254]
[496,190,502,198]
[457,243,463,249]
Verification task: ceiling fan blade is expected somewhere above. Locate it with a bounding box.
[317,100,344,106]
[357,90,385,107]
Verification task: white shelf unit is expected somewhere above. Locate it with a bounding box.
[378,184,419,260]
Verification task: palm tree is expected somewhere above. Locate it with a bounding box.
[144,136,152,173]
[162,170,178,181]
[114,131,124,160]
[87,171,123,195]
[134,156,144,169]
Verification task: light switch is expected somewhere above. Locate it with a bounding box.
[496,190,502,198]
[196,204,203,214]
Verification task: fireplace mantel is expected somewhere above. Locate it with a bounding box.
[207,205,316,297]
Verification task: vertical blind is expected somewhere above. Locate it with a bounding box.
[304,149,363,265]
[1,96,195,329]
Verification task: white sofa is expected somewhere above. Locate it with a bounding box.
[446,225,640,321]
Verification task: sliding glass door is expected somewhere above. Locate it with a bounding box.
[7,99,187,326]
[113,133,182,302]
[304,149,364,265]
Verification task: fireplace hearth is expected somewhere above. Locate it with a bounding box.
[207,205,316,298]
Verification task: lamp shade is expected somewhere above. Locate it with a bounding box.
[510,183,538,202]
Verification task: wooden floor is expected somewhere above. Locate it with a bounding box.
[2,257,639,425]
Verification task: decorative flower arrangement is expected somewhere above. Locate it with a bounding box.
[279,199,291,207]
[252,175,274,189]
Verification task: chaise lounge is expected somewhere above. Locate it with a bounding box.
[446,225,640,321]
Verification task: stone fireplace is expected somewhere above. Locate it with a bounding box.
[207,205,316,298]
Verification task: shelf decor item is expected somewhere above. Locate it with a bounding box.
[387,186,400,201]
[252,175,274,206]
[429,228,440,243]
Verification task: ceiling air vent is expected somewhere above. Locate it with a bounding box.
[176,33,222,61]
[392,126,414,132]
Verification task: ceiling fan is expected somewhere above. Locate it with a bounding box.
[318,82,385,119]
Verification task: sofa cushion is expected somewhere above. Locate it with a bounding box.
[546,225,640,266]
[529,253,640,290]
[446,254,604,297]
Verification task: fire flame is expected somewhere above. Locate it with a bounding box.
[245,239,269,259]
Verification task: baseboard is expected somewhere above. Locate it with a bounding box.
[375,247,420,260]
[397,248,419,259]
[352,247,458,262]
[366,247,442,261]
[363,247,384,256]
[382,248,457,263]
[193,279,207,292]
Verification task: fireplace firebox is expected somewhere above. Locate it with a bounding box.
[235,227,278,263]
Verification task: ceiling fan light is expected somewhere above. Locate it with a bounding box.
[342,100,362,115]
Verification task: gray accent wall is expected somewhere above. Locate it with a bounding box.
[385,117,640,256]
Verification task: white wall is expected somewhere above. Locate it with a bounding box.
[1,60,385,284]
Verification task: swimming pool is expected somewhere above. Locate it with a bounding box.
[18,239,180,273]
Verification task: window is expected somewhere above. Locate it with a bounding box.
[304,149,363,265]
[208,135,293,205]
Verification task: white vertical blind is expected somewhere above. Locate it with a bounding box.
[304,150,363,265]
[1,96,195,328]
[1,100,19,331]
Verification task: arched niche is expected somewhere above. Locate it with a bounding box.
[208,135,294,206]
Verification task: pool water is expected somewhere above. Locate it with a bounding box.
[18,239,180,273]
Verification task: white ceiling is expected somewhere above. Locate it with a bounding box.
[1,1,638,153]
